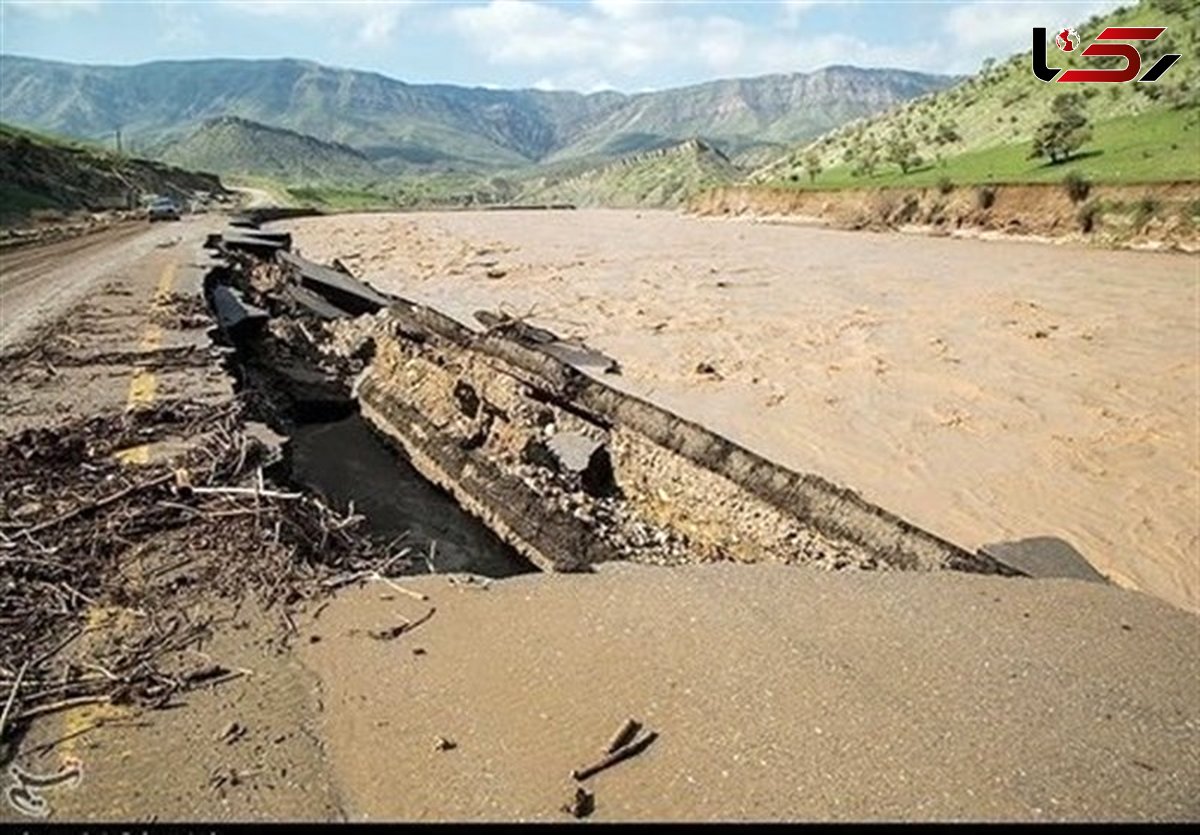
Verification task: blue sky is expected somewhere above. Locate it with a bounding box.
[1,1,1122,91]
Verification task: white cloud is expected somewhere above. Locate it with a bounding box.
[450,1,761,79]
[781,0,817,24]
[449,0,1135,87]
[450,0,949,84]
[5,0,1134,92]
[224,0,409,47]
[357,8,398,45]
[591,0,650,21]
[155,2,206,47]
[696,17,747,74]
[450,1,581,64]
[941,1,1123,63]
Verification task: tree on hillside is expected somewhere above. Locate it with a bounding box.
[980,57,997,82]
[1029,92,1092,165]
[887,138,921,174]
[935,121,961,147]
[802,149,823,183]
[852,139,881,178]
[1164,82,1197,111]
[932,121,961,167]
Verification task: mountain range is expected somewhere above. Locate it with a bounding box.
[0,54,955,176]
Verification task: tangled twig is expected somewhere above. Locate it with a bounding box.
[0,396,407,747]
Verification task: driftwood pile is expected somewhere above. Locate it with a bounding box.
[0,396,406,752]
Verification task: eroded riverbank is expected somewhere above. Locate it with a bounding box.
[279,209,1200,613]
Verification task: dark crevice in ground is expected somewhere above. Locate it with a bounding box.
[281,414,532,578]
[202,263,534,579]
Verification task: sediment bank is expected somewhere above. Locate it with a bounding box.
[688,181,1200,251]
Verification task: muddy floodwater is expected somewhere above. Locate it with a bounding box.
[285,414,533,578]
[281,209,1200,613]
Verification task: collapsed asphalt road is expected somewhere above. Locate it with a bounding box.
[205,226,1024,579]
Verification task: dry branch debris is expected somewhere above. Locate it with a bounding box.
[572,727,659,781]
[0,395,408,749]
[604,718,642,754]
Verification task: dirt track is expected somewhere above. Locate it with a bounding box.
[0,220,194,352]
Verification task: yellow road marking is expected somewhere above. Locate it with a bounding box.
[114,442,151,466]
[58,259,178,769]
[127,324,164,409]
[153,262,175,305]
[113,263,176,466]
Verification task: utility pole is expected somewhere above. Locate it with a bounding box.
[114,127,122,155]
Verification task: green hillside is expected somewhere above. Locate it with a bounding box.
[159,116,381,184]
[270,139,738,211]
[755,0,1199,189]
[0,122,224,224]
[284,171,521,212]
[520,139,740,208]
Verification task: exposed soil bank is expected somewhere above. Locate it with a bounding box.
[688,182,1200,251]
[352,299,1009,575]
[300,562,1200,822]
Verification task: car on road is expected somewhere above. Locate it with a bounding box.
[147,197,181,222]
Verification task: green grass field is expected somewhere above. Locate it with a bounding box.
[286,184,393,211]
[780,108,1200,190]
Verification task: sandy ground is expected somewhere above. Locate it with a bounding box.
[300,563,1200,822]
[281,210,1200,614]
